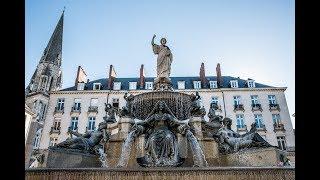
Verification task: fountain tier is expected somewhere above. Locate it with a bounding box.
[131,91,192,120]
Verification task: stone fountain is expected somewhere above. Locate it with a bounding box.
[26,35,294,179]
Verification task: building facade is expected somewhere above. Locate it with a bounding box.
[25,11,295,166]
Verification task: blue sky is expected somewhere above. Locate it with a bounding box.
[25,0,295,127]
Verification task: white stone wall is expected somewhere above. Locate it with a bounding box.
[39,88,295,151]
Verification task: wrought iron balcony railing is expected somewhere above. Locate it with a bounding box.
[49,126,61,135]
[251,104,263,112]
[269,104,280,111]
[234,104,245,111]
[256,124,266,131]
[273,123,285,132]
[54,107,64,114]
[71,106,81,113]
[88,106,98,113]
[236,124,247,131]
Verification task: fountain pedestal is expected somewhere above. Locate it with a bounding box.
[189,116,204,139]
[117,117,134,139]
[46,148,101,168]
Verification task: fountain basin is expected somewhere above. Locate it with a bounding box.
[132,91,192,120]
[25,167,295,180]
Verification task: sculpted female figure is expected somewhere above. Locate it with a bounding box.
[151,34,173,80]
[132,101,188,166]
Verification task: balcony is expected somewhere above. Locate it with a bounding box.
[269,104,280,111]
[273,123,286,132]
[85,126,95,133]
[211,103,222,111]
[49,126,61,135]
[54,107,64,114]
[251,104,263,112]
[88,106,98,113]
[233,104,245,112]
[71,106,81,114]
[256,124,267,131]
[236,124,247,132]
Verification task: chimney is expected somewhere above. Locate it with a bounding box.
[216,63,222,88]
[75,66,87,87]
[107,65,117,90]
[199,62,208,88]
[139,64,145,89]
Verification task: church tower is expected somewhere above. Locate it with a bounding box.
[25,11,64,122]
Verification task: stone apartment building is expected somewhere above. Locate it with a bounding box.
[25,11,295,166]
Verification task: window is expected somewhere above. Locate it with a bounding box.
[57,98,65,110]
[268,95,277,105]
[193,81,201,89]
[211,96,219,105]
[113,82,121,90]
[230,80,238,88]
[233,96,241,106]
[129,82,137,90]
[73,98,81,111]
[93,83,101,90]
[77,82,85,90]
[70,117,79,131]
[33,129,42,149]
[112,98,119,108]
[251,95,259,105]
[53,119,61,130]
[145,82,153,90]
[254,114,264,128]
[236,114,245,128]
[209,81,218,89]
[177,81,185,89]
[87,117,96,131]
[277,136,287,150]
[49,137,58,147]
[247,80,255,88]
[272,114,281,124]
[90,98,98,107]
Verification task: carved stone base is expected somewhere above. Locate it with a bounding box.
[153,77,173,91]
[46,148,101,168]
[219,147,287,166]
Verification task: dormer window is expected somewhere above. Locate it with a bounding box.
[145,82,153,90]
[247,80,255,88]
[177,81,185,89]
[193,81,201,89]
[77,82,85,90]
[230,80,238,88]
[209,81,218,89]
[93,83,101,90]
[113,82,121,90]
[129,82,137,90]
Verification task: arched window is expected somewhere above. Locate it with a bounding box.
[33,129,42,149]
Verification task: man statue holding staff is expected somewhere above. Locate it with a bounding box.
[151,34,173,83]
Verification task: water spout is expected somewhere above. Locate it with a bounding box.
[116,131,136,167]
[97,147,108,168]
[186,130,208,167]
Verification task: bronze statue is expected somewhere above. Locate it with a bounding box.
[217,118,274,154]
[202,102,223,137]
[119,92,135,118]
[189,92,206,117]
[54,122,112,154]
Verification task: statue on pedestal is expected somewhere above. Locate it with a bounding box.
[151,34,173,90]
[119,93,135,118]
[189,92,206,117]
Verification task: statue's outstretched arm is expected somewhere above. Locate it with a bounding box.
[151,34,156,45]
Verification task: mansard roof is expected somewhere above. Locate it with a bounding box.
[60,76,273,91]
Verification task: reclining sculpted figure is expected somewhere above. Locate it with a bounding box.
[217,117,274,154]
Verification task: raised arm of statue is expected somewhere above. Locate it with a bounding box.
[151,34,160,54]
